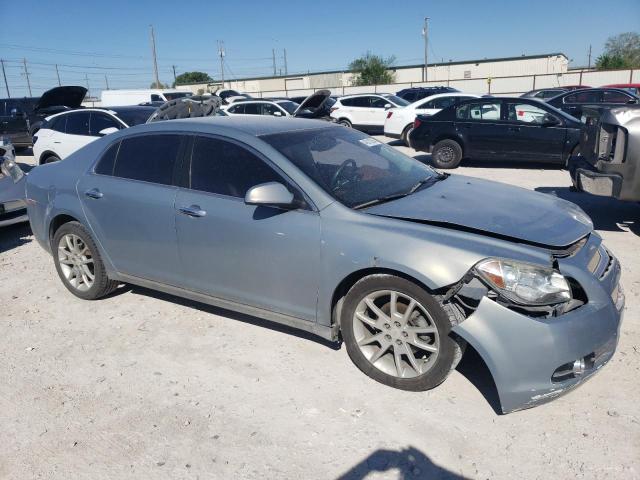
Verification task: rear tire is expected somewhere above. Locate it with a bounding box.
[52,221,119,300]
[42,154,60,165]
[431,139,463,169]
[338,118,352,128]
[341,274,463,391]
[401,125,413,147]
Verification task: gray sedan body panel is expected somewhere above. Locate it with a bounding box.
[24,116,624,414]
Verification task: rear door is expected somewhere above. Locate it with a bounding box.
[503,101,566,162]
[77,133,187,285]
[174,134,321,321]
[57,111,94,158]
[454,100,508,159]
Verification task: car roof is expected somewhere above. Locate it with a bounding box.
[551,87,639,98]
[124,116,338,137]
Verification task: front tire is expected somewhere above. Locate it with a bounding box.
[431,139,463,169]
[52,221,119,300]
[341,274,462,391]
[338,118,352,128]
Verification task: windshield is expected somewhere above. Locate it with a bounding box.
[163,92,192,100]
[112,108,155,126]
[261,127,437,208]
[384,95,410,106]
[276,101,299,114]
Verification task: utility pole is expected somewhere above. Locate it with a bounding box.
[85,74,90,97]
[422,17,429,83]
[55,64,61,86]
[272,49,277,76]
[587,45,592,69]
[150,25,161,88]
[283,48,288,76]
[172,65,177,85]
[104,75,110,90]
[22,58,32,96]
[217,40,225,86]
[0,59,9,97]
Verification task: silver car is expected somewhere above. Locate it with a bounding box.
[25,117,624,413]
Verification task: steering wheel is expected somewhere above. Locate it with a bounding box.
[330,159,359,192]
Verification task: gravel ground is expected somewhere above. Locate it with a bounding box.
[1,140,639,480]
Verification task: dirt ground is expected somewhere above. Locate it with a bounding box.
[1,140,639,480]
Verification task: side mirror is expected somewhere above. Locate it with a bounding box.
[245,182,295,209]
[384,103,393,110]
[98,127,119,136]
[272,110,283,117]
[0,156,25,182]
[627,99,638,104]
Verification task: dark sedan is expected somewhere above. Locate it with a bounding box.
[409,97,582,168]
[546,88,639,119]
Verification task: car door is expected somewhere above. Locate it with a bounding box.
[77,133,187,285]
[503,101,566,162]
[58,111,95,158]
[348,96,372,126]
[454,100,508,159]
[368,96,391,127]
[174,134,321,321]
[2,99,31,145]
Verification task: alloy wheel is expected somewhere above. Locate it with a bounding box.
[352,290,440,378]
[57,233,95,292]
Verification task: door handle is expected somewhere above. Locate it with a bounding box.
[84,188,103,199]
[53,141,61,144]
[179,205,207,217]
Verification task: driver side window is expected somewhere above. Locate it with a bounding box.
[190,136,285,198]
[506,103,554,124]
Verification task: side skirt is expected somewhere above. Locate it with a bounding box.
[112,272,338,342]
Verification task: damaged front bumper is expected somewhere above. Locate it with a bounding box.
[452,238,624,414]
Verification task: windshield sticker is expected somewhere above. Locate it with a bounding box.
[359,138,381,147]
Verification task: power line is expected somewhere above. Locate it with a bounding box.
[0,43,145,59]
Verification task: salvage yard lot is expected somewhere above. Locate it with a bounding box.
[1,140,639,479]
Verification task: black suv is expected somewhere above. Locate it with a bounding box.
[396,86,459,103]
[409,96,582,169]
[0,86,87,147]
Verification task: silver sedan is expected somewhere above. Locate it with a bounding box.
[25,117,624,413]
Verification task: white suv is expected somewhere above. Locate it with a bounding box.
[384,93,480,145]
[223,99,299,117]
[329,93,409,132]
[33,106,155,164]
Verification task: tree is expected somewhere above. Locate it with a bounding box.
[175,71,213,85]
[596,32,640,69]
[349,52,396,86]
[150,81,169,88]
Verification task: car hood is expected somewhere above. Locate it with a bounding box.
[36,86,87,110]
[364,175,592,248]
[294,89,331,118]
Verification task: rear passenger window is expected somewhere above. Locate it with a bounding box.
[65,112,91,136]
[48,115,67,133]
[113,134,182,185]
[95,142,120,176]
[456,102,501,121]
[243,103,261,115]
[603,90,633,103]
[190,136,283,198]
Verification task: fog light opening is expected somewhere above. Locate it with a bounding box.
[552,354,595,382]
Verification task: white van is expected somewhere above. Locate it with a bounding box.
[101,89,192,107]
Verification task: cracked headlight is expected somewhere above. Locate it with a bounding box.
[476,258,571,306]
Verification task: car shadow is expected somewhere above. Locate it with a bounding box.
[336,446,468,479]
[124,285,342,350]
[535,186,639,236]
[0,222,32,254]
[413,153,564,171]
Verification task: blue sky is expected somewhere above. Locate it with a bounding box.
[2,0,639,97]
